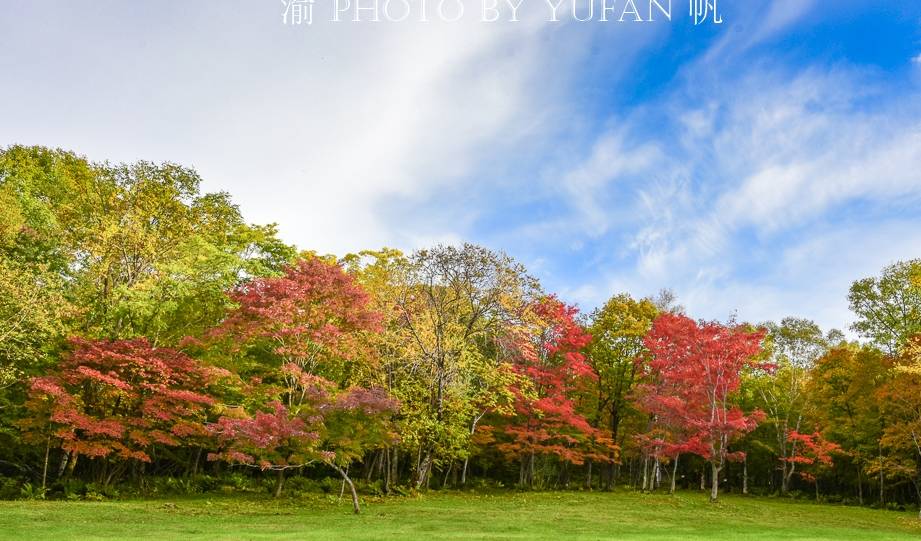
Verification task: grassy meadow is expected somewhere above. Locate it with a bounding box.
[1,490,918,540]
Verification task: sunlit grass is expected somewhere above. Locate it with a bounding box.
[1,490,918,540]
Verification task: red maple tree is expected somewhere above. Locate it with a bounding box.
[494,296,617,487]
[783,430,841,496]
[22,338,227,487]
[204,257,397,511]
[639,313,767,501]
[207,256,383,382]
[208,371,398,511]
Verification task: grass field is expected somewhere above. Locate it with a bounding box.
[1,491,919,540]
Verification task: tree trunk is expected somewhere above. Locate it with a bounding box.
[641,456,649,492]
[700,468,706,491]
[670,455,679,495]
[383,448,391,494]
[710,463,721,503]
[913,453,921,520]
[97,459,107,486]
[365,451,380,482]
[191,447,202,477]
[742,455,748,496]
[339,465,349,499]
[915,472,921,519]
[628,457,634,489]
[442,462,453,488]
[104,463,124,487]
[554,461,564,489]
[779,436,791,494]
[527,453,535,489]
[413,446,422,487]
[65,453,78,481]
[56,450,69,479]
[414,452,432,490]
[781,465,794,495]
[41,435,51,492]
[461,413,483,488]
[329,463,360,514]
[878,443,885,506]
[273,469,285,498]
[857,462,864,505]
[605,408,621,491]
[585,460,593,491]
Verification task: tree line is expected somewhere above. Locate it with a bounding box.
[1,145,920,515]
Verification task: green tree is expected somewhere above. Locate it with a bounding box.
[350,244,536,489]
[848,260,921,354]
[70,162,294,341]
[0,145,99,274]
[0,261,69,388]
[0,145,294,476]
[878,342,921,518]
[754,318,829,494]
[0,145,295,347]
[808,345,889,504]
[586,293,658,489]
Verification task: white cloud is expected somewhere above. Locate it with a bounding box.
[3,0,917,336]
[748,0,818,47]
[558,130,663,236]
[703,0,818,63]
[707,71,921,235]
[689,220,921,333]
[549,61,921,331]
[0,1,630,255]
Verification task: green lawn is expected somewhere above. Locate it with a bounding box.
[1,491,918,540]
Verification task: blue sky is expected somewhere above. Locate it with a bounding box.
[2,1,921,333]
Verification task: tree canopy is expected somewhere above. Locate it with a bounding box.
[2,145,921,517]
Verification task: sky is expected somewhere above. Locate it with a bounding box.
[1,0,921,334]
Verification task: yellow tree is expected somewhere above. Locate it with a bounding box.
[754,318,829,495]
[346,245,534,489]
[879,337,921,518]
[586,293,658,489]
[807,345,889,505]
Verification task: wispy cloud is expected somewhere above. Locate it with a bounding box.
[2,0,918,335]
[0,2,629,254]
[703,0,818,63]
[546,60,921,331]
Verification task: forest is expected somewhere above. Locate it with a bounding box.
[1,144,920,518]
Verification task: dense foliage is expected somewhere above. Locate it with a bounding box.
[1,145,920,517]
